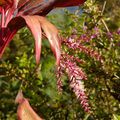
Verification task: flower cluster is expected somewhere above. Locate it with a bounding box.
[56,31,105,112]
[57,53,90,112]
[117,28,120,35]
[62,37,103,62]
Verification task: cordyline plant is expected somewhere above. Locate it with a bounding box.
[0,0,91,119]
[0,0,85,64]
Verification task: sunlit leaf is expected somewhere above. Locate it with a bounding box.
[16,90,43,120]
[39,16,61,65]
[23,15,42,64]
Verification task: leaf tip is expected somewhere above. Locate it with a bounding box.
[15,90,24,104]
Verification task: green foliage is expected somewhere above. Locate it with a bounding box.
[0,0,120,119]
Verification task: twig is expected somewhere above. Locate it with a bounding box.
[101,1,107,15]
[101,19,109,32]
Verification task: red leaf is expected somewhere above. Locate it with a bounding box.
[0,0,12,6]
[39,16,61,65]
[18,0,43,14]
[18,0,30,9]
[15,90,43,120]
[23,15,61,65]
[55,0,85,7]
[15,90,24,104]
[22,15,42,64]
[0,28,17,58]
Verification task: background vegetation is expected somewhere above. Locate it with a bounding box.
[0,0,120,119]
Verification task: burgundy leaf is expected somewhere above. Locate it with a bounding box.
[15,90,43,120]
[23,15,42,64]
[18,0,44,15]
[55,0,85,7]
[18,0,30,9]
[4,0,20,27]
[39,16,61,65]
[0,0,12,6]
[23,15,61,65]
[0,28,17,58]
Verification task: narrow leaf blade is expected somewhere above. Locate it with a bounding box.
[22,15,42,64]
[39,16,61,65]
[55,0,85,7]
[16,91,43,120]
[0,28,17,58]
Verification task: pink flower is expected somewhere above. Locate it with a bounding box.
[57,53,90,112]
[62,38,103,62]
[117,28,120,35]
[70,79,90,112]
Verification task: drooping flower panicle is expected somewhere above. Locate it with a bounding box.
[56,34,103,112]
[57,53,90,112]
[62,37,103,62]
